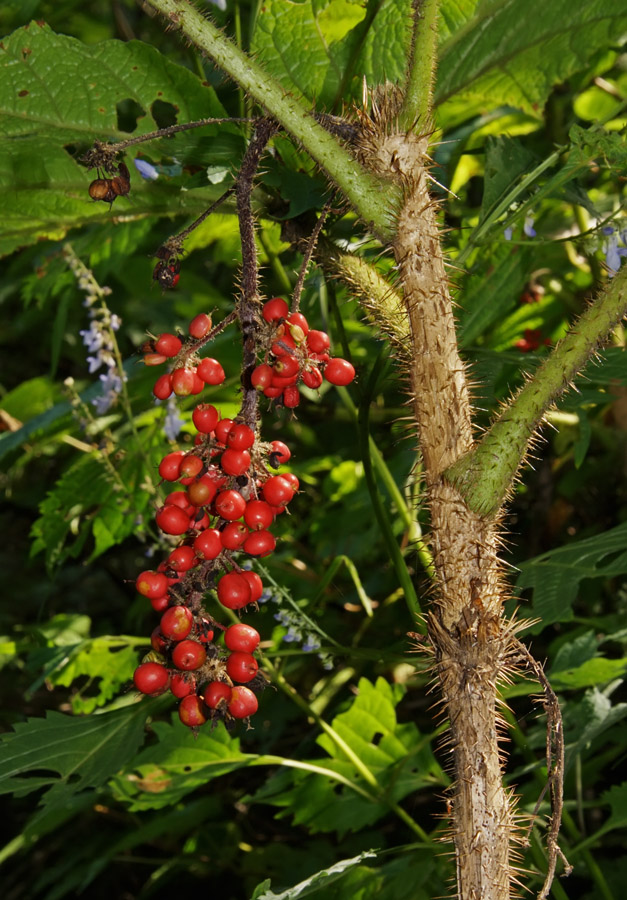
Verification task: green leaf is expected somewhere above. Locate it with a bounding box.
[551,657,627,690]
[600,782,627,834]
[0,23,231,254]
[436,0,627,124]
[517,521,627,631]
[112,717,252,810]
[565,688,627,769]
[49,637,141,714]
[0,702,151,806]
[251,851,378,900]
[480,136,539,223]
[252,678,444,836]
[251,0,368,107]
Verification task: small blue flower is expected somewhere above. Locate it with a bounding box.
[523,216,536,238]
[302,635,321,652]
[602,225,615,236]
[504,226,513,241]
[133,158,159,181]
[163,397,185,441]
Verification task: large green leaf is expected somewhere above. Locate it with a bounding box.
[111,717,252,811]
[251,678,444,836]
[436,0,627,125]
[517,521,627,631]
[0,702,151,806]
[251,851,378,900]
[0,23,234,255]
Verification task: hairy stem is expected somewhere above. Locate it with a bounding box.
[145,0,400,239]
[446,264,627,517]
[399,0,440,132]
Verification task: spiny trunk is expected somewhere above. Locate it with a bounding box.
[373,129,514,899]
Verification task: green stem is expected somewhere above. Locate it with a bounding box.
[399,0,440,132]
[313,555,374,617]
[258,229,292,294]
[146,0,400,239]
[446,264,627,517]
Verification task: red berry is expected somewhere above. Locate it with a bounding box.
[167,545,197,572]
[263,385,283,399]
[274,356,300,378]
[172,639,206,671]
[287,312,309,334]
[193,528,222,560]
[136,570,168,600]
[270,441,291,465]
[307,330,330,354]
[263,297,289,322]
[217,572,252,610]
[133,662,170,695]
[155,333,182,358]
[282,385,300,408]
[220,521,249,550]
[165,490,193,513]
[150,594,170,612]
[302,367,323,389]
[156,505,191,535]
[171,673,195,698]
[171,367,195,397]
[226,423,255,451]
[271,335,296,357]
[159,451,185,481]
[192,403,219,434]
[187,478,217,507]
[189,313,212,339]
[160,605,193,641]
[262,475,294,507]
[215,489,246,521]
[191,370,205,395]
[241,570,263,604]
[178,694,207,727]
[324,358,355,386]
[180,455,203,479]
[204,681,232,709]
[214,418,234,444]
[150,627,168,653]
[153,373,173,400]
[244,500,274,531]
[228,685,258,718]
[225,623,260,653]
[197,357,225,385]
[243,529,276,557]
[221,448,251,476]
[226,651,258,683]
[281,472,300,493]
[144,352,168,366]
[251,364,273,390]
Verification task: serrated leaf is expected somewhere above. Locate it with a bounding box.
[252,678,444,836]
[0,702,151,806]
[564,688,627,769]
[112,718,252,811]
[517,521,627,631]
[251,850,378,900]
[436,0,627,124]
[50,638,140,714]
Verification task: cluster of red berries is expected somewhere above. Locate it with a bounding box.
[141,313,226,400]
[132,298,355,729]
[250,298,355,407]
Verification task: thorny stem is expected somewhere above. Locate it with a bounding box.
[399,0,440,133]
[291,199,335,313]
[235,119,280,428]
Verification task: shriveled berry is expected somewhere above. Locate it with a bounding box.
[171,673,195,698]
[302,367,323,389]
[143,352,168,366]
[270,441,291,464]
[282,385,300,408]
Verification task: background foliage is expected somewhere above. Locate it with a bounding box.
[1,1,627,898]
